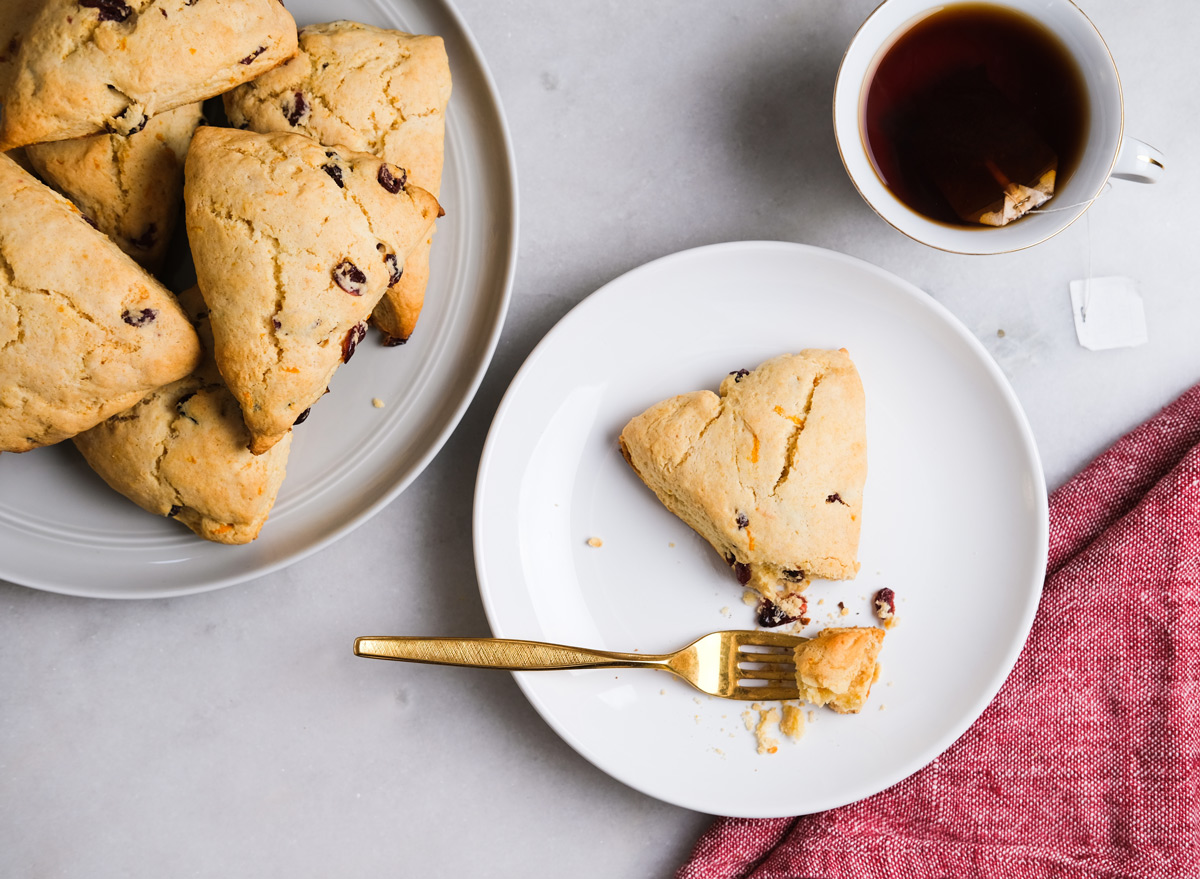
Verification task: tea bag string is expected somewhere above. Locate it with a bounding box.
[1023,182,1107,322]
[1079,206,1094,321]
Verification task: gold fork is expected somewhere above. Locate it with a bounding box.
[353,630,803,701]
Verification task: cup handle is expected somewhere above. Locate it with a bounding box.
[1111,137,1165,184]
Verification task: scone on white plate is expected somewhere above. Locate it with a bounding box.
[619,349,867,621]
[224,20,451,344]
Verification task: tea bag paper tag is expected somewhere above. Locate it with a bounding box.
[1069,277,1147,351]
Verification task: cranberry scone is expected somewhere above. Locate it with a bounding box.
[74,288,291,544]
[184,127,440,454]
[223,20,451,344]
[619,349,867,619]
[793,626,884,714]
[0,0,296,150]
[0,154,201,452]
[26,103,204,270]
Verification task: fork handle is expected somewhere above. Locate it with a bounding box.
[354,636,668,671]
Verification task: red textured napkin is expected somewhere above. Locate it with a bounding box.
[678,383,1200,879]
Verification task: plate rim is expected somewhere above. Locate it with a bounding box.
[0,0,520,600]
[473,240,1049,816]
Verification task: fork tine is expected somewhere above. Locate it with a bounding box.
[736,649,796,666]
[737,667,796,681]
[731,685,802,701]
[732,630,808,648]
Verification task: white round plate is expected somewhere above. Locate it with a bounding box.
[474,242,1048,817]
[0,0,517,598]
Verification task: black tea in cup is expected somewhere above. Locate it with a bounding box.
[862,3,1089,227]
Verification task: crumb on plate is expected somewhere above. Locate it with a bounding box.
[752,703,781,755]
[780,703,806,741]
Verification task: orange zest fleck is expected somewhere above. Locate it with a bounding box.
[750,435,760,464]
[773,405,804,426]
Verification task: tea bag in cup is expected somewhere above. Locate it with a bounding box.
[911,68,1057,226]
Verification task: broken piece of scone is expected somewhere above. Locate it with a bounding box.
[619,350,867,619]
[793,626,884,714]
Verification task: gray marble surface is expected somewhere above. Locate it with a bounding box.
[2,1,1198,876]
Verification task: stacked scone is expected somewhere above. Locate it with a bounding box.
[0,4,451,544]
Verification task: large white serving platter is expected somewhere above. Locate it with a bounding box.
[474,242,1048,817]
[0,0,517,598]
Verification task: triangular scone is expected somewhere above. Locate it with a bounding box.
[184,127,440,454]
[793,626,884,714]
[74,288,291,544]
[0,154,201,452]
[224,20,451,344]
[619,350,867,618]
[0,0,296,150]
[26,103,204,270]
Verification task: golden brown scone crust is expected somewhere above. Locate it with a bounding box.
[0,0,297,150]
[619,350,867,614]
[368,232,432,345]
[74,288,291,544]
[26,103,204,270]
[184,126,440,454]
[224,20,451,342]
[0,153,201,452]
[793,626,885,714]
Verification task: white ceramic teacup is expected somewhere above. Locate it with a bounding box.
[833,0,1163,254]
